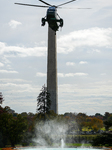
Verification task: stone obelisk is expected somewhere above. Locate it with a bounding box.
[47,27,58,114]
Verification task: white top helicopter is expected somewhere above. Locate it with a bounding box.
[15,0,90,32]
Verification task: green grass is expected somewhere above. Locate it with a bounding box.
[66,143,92,147]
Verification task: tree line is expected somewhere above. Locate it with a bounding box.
[0,89,112,148]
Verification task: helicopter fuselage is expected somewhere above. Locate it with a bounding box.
[47,6,57,20]
[41,6,63,32]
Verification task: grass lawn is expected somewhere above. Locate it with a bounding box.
[66,143,92,147]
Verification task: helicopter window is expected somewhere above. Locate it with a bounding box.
[49,6,55,10]
[47,9,55,16]
[48,9,55,12]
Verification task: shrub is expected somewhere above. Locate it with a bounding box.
[91,133,112,146]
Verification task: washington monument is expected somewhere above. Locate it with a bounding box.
[47,27,58,114]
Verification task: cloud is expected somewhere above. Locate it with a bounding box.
[92,49,101,53]
[58,27,112,54]
[79,61,88,64]
[65,73,88,77]
[2,57,11,64]
[101,73,106,76]
[0,42,47,57]
[8,20,22,29]
[0,70,18,73]
[66,62,75,66]
[36,72,46,77]
[35,72,88,77]
[58,73,65,77]
[58,80,112,98]
[1,27,111,57]
[58,72,88,77]
[0,62,4,67]
[0,78,31,83]
[87,49,101,54]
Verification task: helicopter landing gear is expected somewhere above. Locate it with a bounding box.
[59,18,63,27]
[41,18,46,26]
[57,13,63,28]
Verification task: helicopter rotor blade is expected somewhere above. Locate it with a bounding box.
[74,8,92,9]
[15,3,49,8]
[38,0,52,6]
[57,0,76,7]
[58,7,91,9]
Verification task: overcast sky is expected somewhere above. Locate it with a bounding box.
[0,0,112,115]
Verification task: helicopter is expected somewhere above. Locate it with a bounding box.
[15,0,77,32]
[41,6,64,32]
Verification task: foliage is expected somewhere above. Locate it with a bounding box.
[104,112,111,120]
[35,110,57,123]
[21,112,35,146]
[91,117,103,131]
[108,114,112,121]
[0,112,13,147]
[95,113,103,120]
[75,113,103,132]
[0,92,4,105]
[37,85,51,116]
[104,120,112,131]
[75,113,87,131]
[0,107,28,147]
[91,133,112,146]
[8,114,28,147]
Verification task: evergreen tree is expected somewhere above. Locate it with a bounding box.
[0,92,4,105]
[37,85,51,115]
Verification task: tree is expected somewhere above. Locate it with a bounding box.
[104,120,112,131]
[95,113,103,120]
[37,85,51,118]
[0,108,28,147]
[0,92,4,105]
[91,133,112,146]
[104,112,111,120]
[0,112,12,147]
[83,116,103,132]
[76,113,87,131]
[91,117,103,131]
[8,114,28,147]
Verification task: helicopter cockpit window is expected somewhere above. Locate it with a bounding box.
[47,8,55,17]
